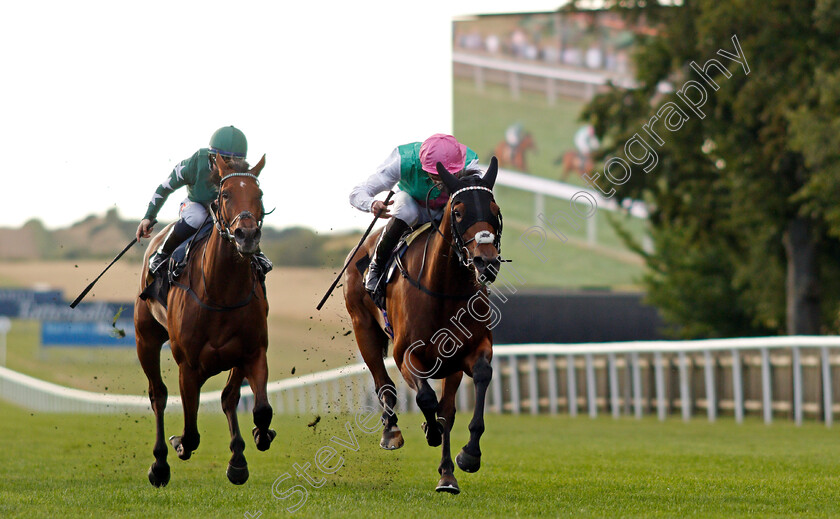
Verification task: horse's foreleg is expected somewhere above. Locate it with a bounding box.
[246,352,276,452]
[436,372,463,494]
[411,377,443,448]
[170,366,203,460]
[221,368,249,485]
[457,352,493,474]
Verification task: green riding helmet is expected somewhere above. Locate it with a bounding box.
[209,126,247,158]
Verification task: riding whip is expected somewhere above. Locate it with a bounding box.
[316,191,394,311]
[69,219,156,308]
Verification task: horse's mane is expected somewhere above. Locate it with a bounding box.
[458,168,487,185]
[225,157,250,173]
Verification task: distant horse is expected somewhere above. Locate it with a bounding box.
[135,154,275,487]
[558,149,593,181]
[344,158,503,494]
[493,133,536,172]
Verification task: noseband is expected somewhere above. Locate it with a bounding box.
[213,172,263,242]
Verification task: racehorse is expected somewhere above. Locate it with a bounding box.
[344,157,503,494]
[493,133,536,172]
[135,154,275,487]
[558,149,593,181]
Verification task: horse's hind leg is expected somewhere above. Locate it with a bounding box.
[435,372,463,494]
[352,314,403,450]
[221,367,249,484]
[135,302,170,487]
[456,351,493,474]
[170,365,204,460]
[246,352,276,452]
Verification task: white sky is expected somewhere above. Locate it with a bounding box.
[0,1,565,233]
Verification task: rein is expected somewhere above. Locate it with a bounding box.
[395,232,477,300]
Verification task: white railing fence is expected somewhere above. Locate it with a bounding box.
[494,166,649,247]
[3,337,840,426]
[453,52,636,103]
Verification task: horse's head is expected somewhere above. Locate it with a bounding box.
[436,157,503,284]
[213,154,266,255]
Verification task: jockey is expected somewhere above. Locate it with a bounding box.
[504,122,524,163]
[136,126,271,275]
[349,133,479,295]
[573,124,600,166]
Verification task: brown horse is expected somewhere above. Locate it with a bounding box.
[493,133,536,172]
[558,149,593,181]
[135,154,275,487]
[344,158,503,494]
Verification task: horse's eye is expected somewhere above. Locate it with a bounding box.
[221,192,230,200]
[453,210,462,220]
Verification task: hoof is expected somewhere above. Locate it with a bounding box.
[226,463,249,485]
[147,461,170,487]
[435,474,460,495]
[421,418,445,448]
[380,427,404,450]
[169,435,192,461]
[456,448,481,473]
[252,427,277,451]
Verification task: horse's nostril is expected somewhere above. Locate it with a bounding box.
[234,228,245,240]
[473,257,486,271]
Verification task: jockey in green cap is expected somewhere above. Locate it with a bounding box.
[136,126,270,275]
[349,133,479,295]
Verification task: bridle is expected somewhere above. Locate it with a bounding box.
[212,172,264,243]
[446,184,503,269]
[398,177,504,300]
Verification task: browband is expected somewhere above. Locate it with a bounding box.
[220,172,260,186]
[450,185,494,199]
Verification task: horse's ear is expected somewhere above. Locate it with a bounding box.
[216,153,231,176]
[482,156,499,189]
[436,162,461,194]
[250,154,266,177]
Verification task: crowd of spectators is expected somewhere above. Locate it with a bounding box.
[454,11,642,76]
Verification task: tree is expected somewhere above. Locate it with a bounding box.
[578,0,840,336]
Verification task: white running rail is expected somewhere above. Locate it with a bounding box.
[3,337,840,426]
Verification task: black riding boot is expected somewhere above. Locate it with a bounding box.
[149,220,197,274]
[365,218,409,295]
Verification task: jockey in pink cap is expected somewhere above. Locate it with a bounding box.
[350,133,480,295]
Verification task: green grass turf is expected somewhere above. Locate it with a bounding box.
[2,398,840,518]
[454,77,587,184]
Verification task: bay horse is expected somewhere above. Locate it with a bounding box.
[344,157,503,494]
[558,149,593,181]
[493,133,536,172]
[135,154,275,487]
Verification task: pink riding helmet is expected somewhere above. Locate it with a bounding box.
[419,134,467,176]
